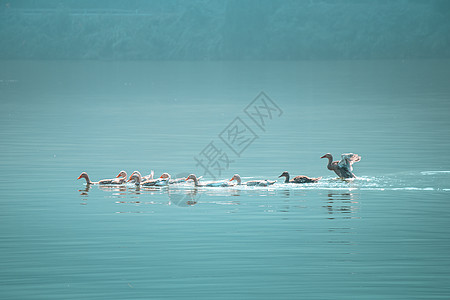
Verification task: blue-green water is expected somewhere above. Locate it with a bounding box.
[1,60,450,299]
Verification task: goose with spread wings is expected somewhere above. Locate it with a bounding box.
[320,153,361,178]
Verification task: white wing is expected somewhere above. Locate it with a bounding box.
[338,153,361,172]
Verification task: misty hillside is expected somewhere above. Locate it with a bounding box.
[1,0,449,60]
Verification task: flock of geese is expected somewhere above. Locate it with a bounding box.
[77,153,361,187]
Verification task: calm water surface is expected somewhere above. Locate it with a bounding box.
[1,60,450,299]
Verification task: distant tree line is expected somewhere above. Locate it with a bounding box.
[1,0,449,60]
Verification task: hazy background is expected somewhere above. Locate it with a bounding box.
[1,0,450,60]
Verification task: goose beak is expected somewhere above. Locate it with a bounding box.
[116,174,121,178]
[229,178,233,181]
[278,174,283,178]
[320,155,326,159]
[77,175,82,180]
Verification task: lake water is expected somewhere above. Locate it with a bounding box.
[1,60,450,299]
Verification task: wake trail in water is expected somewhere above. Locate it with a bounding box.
[113,172,449,192]
[420,171,450,175]
[83,171,450,197]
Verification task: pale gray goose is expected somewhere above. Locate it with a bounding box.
[229,174,276,186]
[186,174,232,187]
[77,171,127,185]
[128,172,169,186]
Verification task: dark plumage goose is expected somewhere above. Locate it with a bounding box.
[320,153,361,178]
[278,171,321,183]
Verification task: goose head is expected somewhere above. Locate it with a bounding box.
[130,171,142,181]
[116,170,127,178]
[229,174,241,184]
[127,173,141,183]
[320,153,332,159]
[159,173,171,180]
[185,174,197,182]
[278,171,289,178]
[77,172,88,180]
[77,172,91,184]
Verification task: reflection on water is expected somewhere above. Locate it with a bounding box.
[323,191,359,253]
[99,185,128,197]
[167,188,200,207]
[281,189,291,198]
[78,185,91,196]
[325,191,360,219]
[78,185,90,205]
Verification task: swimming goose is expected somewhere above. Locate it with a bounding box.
[128,172,169,186]
[128,170,154,182]
[113,170,128,184]
[77,172,95,184]
[77,171,127,185]
[152,173,171,186]
[229,174,276,186]
[278,171,321,183]
[320,153,361,178]
[127,173,143,186]
[159,173,191,184]
[185,174,232,187]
